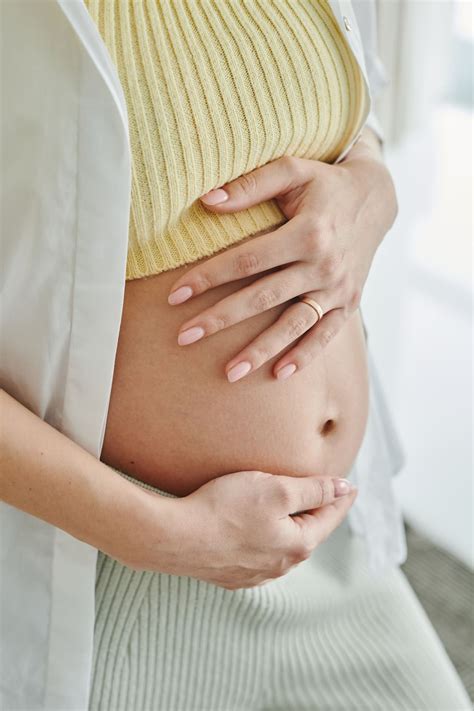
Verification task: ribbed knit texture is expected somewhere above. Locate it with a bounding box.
[89,469,472,711]
[83,0,368,280]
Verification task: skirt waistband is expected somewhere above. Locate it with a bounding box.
[112,467,180,499]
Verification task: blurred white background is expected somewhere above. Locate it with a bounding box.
[362,0,473,567]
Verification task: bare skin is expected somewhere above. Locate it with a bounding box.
[1,130,393,591]
[101,224,370,497]
[0,389,357,590]
[101,131,393,500]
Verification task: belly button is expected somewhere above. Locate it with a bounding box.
[320,418,337,436]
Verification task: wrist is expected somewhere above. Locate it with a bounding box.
[340,147,398,237]
[100,475,187,572]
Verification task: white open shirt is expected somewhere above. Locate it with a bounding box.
[0,2,407,708]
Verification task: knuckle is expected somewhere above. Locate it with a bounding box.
[304,212,323,235]
[251,287,280,313]
[319,251,340,278]
[311,477,326,506]
[287,314,311,340]
[253,342,271,362]
[207,313,229,333]
[316,477,333,506]
[233,251,260,277]
[315,228,332,252]
[318,328,335,348]
[281,154,298,171]
[280,154,302,180]
[237,171,258,198]
[194,270,214,292]
[303,218,334,261]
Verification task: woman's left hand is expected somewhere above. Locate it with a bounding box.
[167,128,398,382]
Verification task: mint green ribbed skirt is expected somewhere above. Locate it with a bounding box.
[89,470,471,711]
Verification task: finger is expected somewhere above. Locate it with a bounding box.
[199,155,316,211]
[299,488,358,549]
[272,305,349,379]
[177,264,311,346]
[224,296,322,380]
[167,215,309,304]
[274,475,355,518]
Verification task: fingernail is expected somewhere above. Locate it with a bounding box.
[227,361,252,382]
[168,286,193,305]
[334,478,354,497]
[178,326,205,346]
[200,188,229,205]
[276,363,297,380]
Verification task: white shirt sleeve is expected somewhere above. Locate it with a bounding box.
[351,0,389,144]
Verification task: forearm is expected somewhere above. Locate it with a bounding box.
[0,389,170,557]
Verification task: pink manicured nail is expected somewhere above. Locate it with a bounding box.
[227,361,252,382]
[334,478,354,497]
[178,326,205,346]
[200,188,229,205]
[168,286,193,305]
[276,363,297,380]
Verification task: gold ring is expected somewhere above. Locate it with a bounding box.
[299,294,324,322]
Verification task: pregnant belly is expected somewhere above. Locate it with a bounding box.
[101,228,370,496]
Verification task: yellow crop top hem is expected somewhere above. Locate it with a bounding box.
[127,194,287,279]
[83,0,368,281]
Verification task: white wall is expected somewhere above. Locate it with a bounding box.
[361,106,473,568]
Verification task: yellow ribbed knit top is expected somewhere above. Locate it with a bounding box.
[83,0,368,280]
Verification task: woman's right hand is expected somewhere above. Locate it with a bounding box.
[113,469,358,589]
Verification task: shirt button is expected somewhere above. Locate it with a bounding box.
[343,15,352,31]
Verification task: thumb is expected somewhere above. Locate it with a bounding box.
[273,474,356,517]
[199,156,298,211]
[291,487,359,550]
